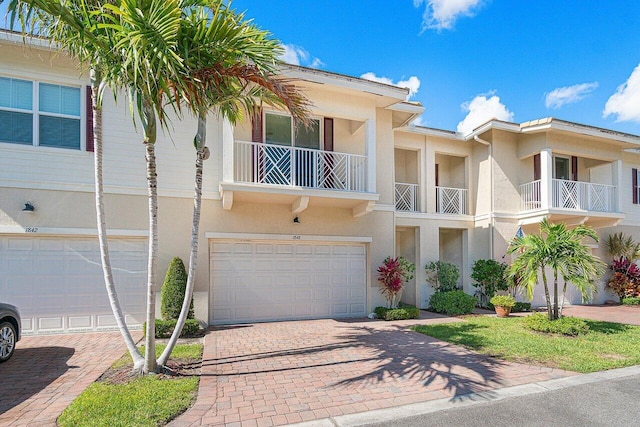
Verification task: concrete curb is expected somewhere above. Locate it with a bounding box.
[289,365,640,427]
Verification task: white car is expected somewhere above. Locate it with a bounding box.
[0,303,21,363]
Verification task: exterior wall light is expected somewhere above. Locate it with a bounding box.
[22,202,35,212]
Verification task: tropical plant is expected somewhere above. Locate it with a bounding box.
[471,259,508,308]
[377,257,403,308]
[156,3,311,367]
[507,219,605,320]
[606,232,640,262]
[489,294,516,308]
[425,261,460,293]
[9,0,310,373]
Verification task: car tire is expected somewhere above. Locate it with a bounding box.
[0,321,17,363]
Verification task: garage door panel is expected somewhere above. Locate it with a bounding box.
[211,240,367,323]
[0,236,146,334]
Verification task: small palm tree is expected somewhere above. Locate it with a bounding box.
[606,232,640,262]
[507,219,605,320]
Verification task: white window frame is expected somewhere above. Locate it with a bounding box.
[0,75,85,151]
[263,111,323,150]
[553,155,571,180]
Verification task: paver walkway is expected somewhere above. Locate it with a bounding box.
[170,313,574,427]
[562,304,640,325]
[0,331,141,426]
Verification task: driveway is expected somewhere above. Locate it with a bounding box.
[171,313,575,427]
[562,304,640,325]
[0,331,141,426]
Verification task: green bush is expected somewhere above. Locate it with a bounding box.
[429,290,476,316]
[522,313,589,336]
[145,319,200,338]
[374,305,420,321]
[622,297,640,305]
[489,294,516,308]
[161,257,194,320]
[513,302,531,312]
[425,261,460,293]
[471,259,508,308]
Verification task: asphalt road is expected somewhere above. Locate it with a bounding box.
[363,374,640,427]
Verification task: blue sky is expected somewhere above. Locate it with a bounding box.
[233,0,640,135]
[2,1,639,135]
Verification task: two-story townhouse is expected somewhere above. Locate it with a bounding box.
[0,31,423,333]
[392,118,640,308]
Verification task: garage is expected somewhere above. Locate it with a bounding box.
[210,239,367,324]
[0,235,146,334]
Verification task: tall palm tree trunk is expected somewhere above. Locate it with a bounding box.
[541,266,553,320]
[158,112,206,367]
[92,73,144,370]
[142,99,158,373]
[553,269,559,320]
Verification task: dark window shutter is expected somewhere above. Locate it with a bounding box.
[323,118,334,151]
[86,86,94,152]
[633,168,638,205]
[533,153,541,181]
[435,164,439,187]
[571,156,578,181]
[251,106,263,143]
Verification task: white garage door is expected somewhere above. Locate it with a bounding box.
[0,236,146,334]
[210,240,367,324]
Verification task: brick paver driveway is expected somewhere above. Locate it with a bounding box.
[172,315,574,427]
[0,331,140,426]
[562,304,640,325]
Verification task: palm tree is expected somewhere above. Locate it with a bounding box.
[157,2,311,366]
[507,219,605,320]
[7,0,148,371]
[606,232,640,262]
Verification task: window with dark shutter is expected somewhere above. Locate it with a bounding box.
[533,153,541,181]
[86,86,94,152]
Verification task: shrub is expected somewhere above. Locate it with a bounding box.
[161,257,194,321]
[608,259,640,300]
[522,313,589,336]
[145,319,200,338]
[374,305,420,321]
[489,294,516,308]
[425,261,460,293]
[512,302,531,312]
[471,259,508,308]
[429,290,476,316]
[622,297,640,305]
[377,256,415,308]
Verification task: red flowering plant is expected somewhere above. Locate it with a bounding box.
[377,256,415,308]
[608,259,640,299]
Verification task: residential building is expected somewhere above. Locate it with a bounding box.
[1,32,638,334]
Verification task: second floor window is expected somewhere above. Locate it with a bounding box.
[265,112,320,149]
[0,77,81,150]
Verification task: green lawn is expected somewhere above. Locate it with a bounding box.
[412,315,640,373]
[58,343,202,427]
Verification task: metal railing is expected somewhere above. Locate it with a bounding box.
[520,179,617,212]
[395,182,420,212]
[234,141,367,192]
[436,186,468,215]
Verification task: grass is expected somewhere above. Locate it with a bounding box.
[412,315,640,373]
[58,343,202,427]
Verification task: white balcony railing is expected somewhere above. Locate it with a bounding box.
[234,141,367,192]
[520,179,617,212]
[520,180,541,210]
[436,186,468,215]
[395,182,420,212]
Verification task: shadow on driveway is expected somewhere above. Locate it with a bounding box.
[0,346,74,413]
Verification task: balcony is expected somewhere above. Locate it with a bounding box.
[520,179,617,212]
[395,183,419,212]
[436,186,468,215]
[220,141,377,216]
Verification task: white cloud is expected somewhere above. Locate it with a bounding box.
[411,115,427,127]
[603,64,640,123]
[457,93,514,134]
[279,44,324,68]
[545,82,599,109]
[360,72,421,99]
[414,0,485,31]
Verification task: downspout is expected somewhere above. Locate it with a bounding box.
[474,135,494,259]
